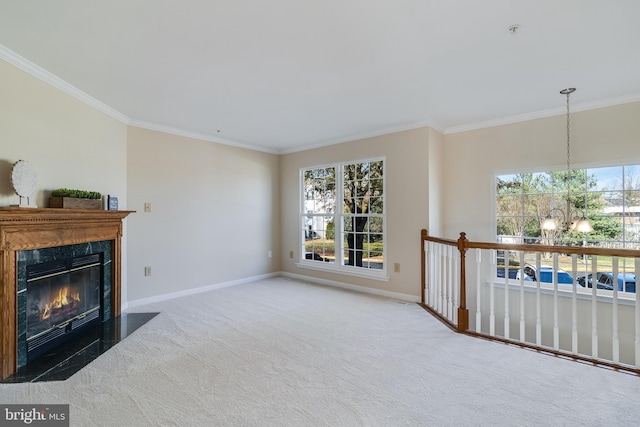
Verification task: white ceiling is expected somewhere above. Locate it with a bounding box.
[1,1,639,154]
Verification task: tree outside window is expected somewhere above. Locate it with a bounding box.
[302,159,385,273]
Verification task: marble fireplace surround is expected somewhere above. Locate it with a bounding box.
[0,207,133,380]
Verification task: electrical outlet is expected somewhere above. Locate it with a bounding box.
[289,251,294,259]
[268,250,272,258]
[144,266,152,276]
[394,263,400,273]
[144,202,152,212]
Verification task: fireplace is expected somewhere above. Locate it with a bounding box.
[25,253,103,360]
[16,240,114,368]
[0,207,133,380]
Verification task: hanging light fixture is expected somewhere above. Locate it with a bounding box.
[541,88,594,234]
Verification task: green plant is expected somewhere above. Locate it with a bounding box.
[51,188,102,199]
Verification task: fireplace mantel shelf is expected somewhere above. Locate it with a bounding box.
[0,207,134,379]
[0,207,134,223]
[0,208,134,251]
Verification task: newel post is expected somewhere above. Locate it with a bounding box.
[421,229,427,304]
[457,232,470,332]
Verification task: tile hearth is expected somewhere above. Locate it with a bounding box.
[2,312,158,383]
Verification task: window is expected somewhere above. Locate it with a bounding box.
[496,164,640,249]
[301,159,385,277]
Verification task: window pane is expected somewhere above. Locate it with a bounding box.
[600,191,623,209]
[624,166,640,190]
[497,174,522,195]
[625,190,640,207]
[304,215,335,263]
[344,215,353,232]
[525,194,553,216]
[368,217,383,233]
[303,167,336,214]
[369,197,383,213]
[370,178,383,195]
[588,166,623,191]
[496,194,521,217]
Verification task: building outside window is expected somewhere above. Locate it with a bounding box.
[301,159,385,276]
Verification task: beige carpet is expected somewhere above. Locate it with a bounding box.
[1,276,639,426]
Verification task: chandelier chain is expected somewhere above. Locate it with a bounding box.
[566,91,571,175]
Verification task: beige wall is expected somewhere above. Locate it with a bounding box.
[427,127,444,236]
[0,59,127,208]
[0,58,129,302]
[280,127,433,298]
[441,101,640,242]
[126,127,280,302]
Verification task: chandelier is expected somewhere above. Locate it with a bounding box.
[540,88,594,234]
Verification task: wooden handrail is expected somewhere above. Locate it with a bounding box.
[423,229,640,258]
[420,228,640,333]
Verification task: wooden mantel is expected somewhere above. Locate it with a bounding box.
[0,207,133,380]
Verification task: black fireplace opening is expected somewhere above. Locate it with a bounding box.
[26,253,103,361]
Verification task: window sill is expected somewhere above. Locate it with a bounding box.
[296,261,389,282]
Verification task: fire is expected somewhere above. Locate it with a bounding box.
[41,286,81,320]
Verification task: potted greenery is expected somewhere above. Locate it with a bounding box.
[49,188,103,210]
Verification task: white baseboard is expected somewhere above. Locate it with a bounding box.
[125,271,419,310]
[280,271,421,303]
[125,272,279,309]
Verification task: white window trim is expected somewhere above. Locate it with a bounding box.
[299,158,387,280]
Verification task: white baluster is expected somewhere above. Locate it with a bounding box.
[571,255,578,355]
[425,241,430,306]
[591,257,598,359]
[504,250,510,339]
[535,253,542,347]
[434,243,440,313]
[519,251,525,343]
[476,249,482,334]
[553,254,559,350]
[490,249,496,337]
[430,242,436,308]
[612,257,620,364]
[447,245,454,321]
[440,244,446,316]
[424,240,429,305]
[452,246,459,324]
[635,258,640,368]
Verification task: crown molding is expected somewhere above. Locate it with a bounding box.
[280,119,443,154]
[0,44,130,124]
[128,120,279,154]
[0,43,278,154]
[5,43,639,151]
[444,92,640,135]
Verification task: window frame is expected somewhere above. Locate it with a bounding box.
[298,158,387,281]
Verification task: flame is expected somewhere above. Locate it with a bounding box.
[41,286,81,320]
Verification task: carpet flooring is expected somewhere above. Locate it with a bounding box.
[1,276,639,426]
